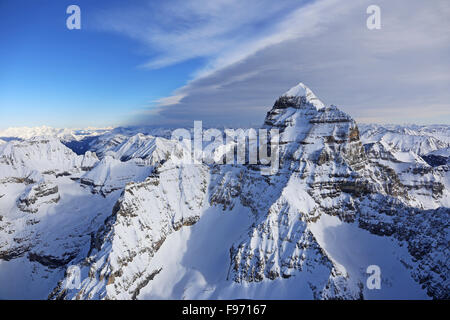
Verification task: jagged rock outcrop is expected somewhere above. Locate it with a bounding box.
[50,158,209,300]
[17,181,60,213]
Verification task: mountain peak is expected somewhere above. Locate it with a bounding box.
[283,82,325,110]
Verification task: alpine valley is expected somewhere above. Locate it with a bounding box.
[0,83,448,300]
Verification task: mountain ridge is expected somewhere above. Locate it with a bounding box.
[0,83,448,300]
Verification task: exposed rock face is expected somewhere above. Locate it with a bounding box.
[50,158,209,300]
[229,197,363,299]
[364,140,449,209]
[225,89,366,292]
[28,251,78,268]
[0,82,448,300]
[358,198,449,299]
[226,85,449,299]
[18,181,60,213]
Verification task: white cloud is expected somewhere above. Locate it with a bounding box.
[98,0,450,126]
[98,0,309,69]
[154,94,186,107]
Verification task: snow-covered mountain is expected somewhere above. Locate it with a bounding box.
[0,83,448,300]
[359,123,450,156]
[0,126,113,142]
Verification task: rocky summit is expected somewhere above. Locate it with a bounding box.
[0,83,448,300]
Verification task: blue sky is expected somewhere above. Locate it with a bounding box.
[0,0,202,128]
[1,0,449,129]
